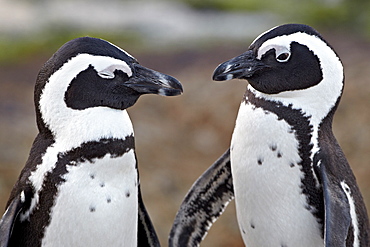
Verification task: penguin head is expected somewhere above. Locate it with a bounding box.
[213,24,344,120]
[35,37,182,140]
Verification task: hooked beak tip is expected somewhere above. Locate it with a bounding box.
[129,64,183,96]
[212,63,236,81]
[160,75,183,96]
[212,50,261,82]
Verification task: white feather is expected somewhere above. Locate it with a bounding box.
[341,181,360,247]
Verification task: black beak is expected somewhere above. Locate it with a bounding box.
[126,64,183,96]
[213,50,265,81]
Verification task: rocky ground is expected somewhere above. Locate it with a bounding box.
[0,31,369,246]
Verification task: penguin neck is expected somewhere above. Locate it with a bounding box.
[21,108,135,224]
[247,80,341,129]
[244,88,317,156]
[37,107,134,152]
[244,87,338,163]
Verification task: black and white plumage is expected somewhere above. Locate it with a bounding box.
[0,37,183,247]
[170,24,369,246]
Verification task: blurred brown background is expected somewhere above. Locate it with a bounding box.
[1,0,370,246]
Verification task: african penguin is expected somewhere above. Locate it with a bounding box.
[0,37,183,247]
[169,24,369,247]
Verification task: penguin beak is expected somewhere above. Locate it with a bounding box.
[213,50,266,81]
[126,64,183,96]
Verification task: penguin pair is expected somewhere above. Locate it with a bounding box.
[1,24,369,247]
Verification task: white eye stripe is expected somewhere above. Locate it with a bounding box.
[90,56,132,79]
[98,71,114,79]
[97,64,132,79]
[257,43,291,62]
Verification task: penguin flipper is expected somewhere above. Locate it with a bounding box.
[318,159,351,247]
[137,186,161,247]
[169,149,234,247]
[0,195,23,247]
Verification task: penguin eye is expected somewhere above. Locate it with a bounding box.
[276,52,290,62]
[98,70,115,79]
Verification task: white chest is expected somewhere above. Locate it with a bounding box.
[231,103,323,247]
[42,150,138,247]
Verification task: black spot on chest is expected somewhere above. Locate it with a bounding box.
[27,135,136,242]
